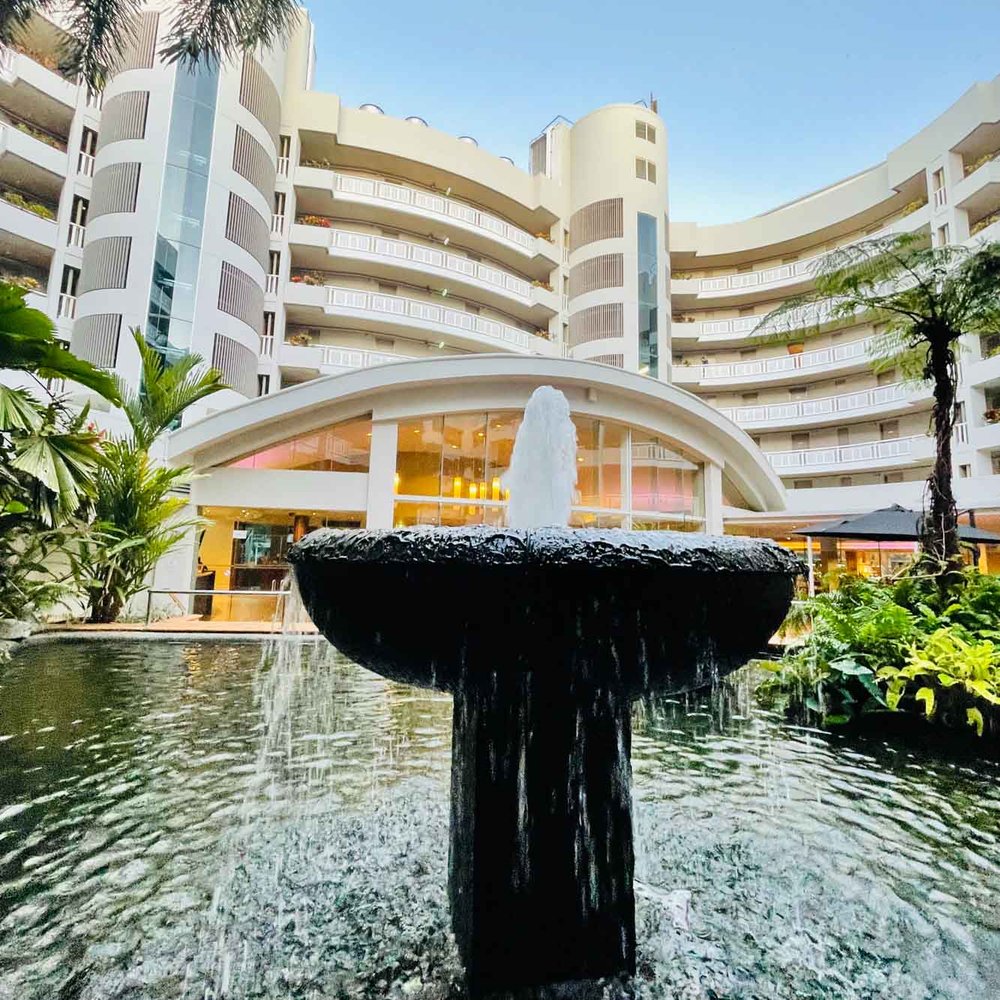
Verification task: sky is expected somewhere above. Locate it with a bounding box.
[307,0,1000,226]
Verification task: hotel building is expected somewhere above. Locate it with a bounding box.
[1,5,998,614]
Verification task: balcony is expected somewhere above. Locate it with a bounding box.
[0,120,68,183]
[76,150,94,178]
[672,315,762,343]
[954,159,1000,226]
[0,46,77,128]
[290,223,558,321]
[284,280,557,356]
[56,291,76,319]
[0,191,58,252]
[294,166,559,275]
[671,209,929,303]
[970,420,1000,454]
[674,336,873,387]
[276,340,409,376]
[717,382,930,430]
[766,434,933,474]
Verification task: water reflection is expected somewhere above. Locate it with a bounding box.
[0,640,999,998]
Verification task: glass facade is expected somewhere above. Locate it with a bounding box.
[229,417,372,472]
[637,212,658,378]
[146,64,219,363]
[394,411,702,529]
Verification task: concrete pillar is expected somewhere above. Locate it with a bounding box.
[366,420,399,528]
[704,462,724,535]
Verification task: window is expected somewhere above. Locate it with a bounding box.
[634,158,656,183]
[263,311,275,338]
[61,265,80,296]
[257,373,270,396]
[70,195,89,226]
[637,213,658,377]
[793,479,813,490]
[992,451,1000,475]
[268,250,281,277]
[837,427,850,445]
[959,464,971,479]
[229,416,372,472]
[80,126,98,157]
[883,472,904,484]
[879,420,899,441]
[792,432,810,449]
[937,223,950,246]
[635,121,656,143]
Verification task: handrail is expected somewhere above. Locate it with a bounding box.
[145,588,291,624]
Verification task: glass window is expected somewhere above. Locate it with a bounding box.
[396,416,444,496]
[631,432,702,517]
[157,166,209,246]
[441,413,487,499]
[229,417,372,472]
[574,417,624,509]
[637,212,658,377]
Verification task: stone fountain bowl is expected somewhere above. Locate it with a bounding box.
[289,526,803,697]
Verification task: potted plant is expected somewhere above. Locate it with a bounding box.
[288,332,312,347]
[984,408,1000,425]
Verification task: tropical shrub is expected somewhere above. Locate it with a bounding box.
[761,570,1000,738]
[72,330,224,623]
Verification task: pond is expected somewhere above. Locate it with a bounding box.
[1,637,999,998]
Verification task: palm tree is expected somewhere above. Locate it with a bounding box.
[0,0,301,89]
[76,329,226,623]
[755,234,1000,584]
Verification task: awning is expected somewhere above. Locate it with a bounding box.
[792,504,1000,544]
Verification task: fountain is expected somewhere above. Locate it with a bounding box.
[288,386,802,995]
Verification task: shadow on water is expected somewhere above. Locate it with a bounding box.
[1,639,999,999]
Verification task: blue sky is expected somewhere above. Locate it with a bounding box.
[307,0,1000,226]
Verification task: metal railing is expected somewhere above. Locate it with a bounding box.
[277,155,290,177]
[259,333,274,357]
[144,588,292,625]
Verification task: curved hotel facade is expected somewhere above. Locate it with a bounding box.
[2,4,999,611]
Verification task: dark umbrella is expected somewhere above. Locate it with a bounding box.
[792,505,1000,543]
[792,505,1000,592]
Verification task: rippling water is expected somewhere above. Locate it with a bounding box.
[1,637,999,999]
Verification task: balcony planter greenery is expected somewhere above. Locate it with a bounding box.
[288,332,312,346]
[984,408,1000,425]
[14,121,65,151]
[0,190,56,220]
[298,214,333,228]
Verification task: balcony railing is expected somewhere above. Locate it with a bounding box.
[77,150,94,177]
[66,222,85,248]
[260,334,274,357]
[0,46,14,80]
[85,89,103,110]
[265,274,279,295]
[271,213,285,236]
[320,345,406,369]
[688,337,872,382]
[326,227,533,299]
[933,187,947,210]
[56,293,76,319]
[330,172,539,255]
[767,435,923,472]
[324,285,547,353]
[718,382,916,426]
[277,155,290,178]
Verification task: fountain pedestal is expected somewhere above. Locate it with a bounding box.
[450,672,634,992]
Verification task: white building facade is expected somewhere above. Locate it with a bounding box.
[2,4,999,612]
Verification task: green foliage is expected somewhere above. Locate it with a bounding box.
[0,282,120,400]
[762,571,1000,739]
[0,1,302,90]
[74,330,226,623]
[0,188,56,220]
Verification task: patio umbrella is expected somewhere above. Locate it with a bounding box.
[792,505,1000,544]
[792,504,1000,593]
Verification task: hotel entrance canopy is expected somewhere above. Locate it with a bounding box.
[792,505,1000,544]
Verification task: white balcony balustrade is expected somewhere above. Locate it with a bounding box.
[683,337,873,384]
[66,222,85,248]
[265,274,280,295]
[330,172,543,257]
[718,382,918,428]
[323,285,552,354]
[56,293,76,319]
[277,156,290,177]
[767,435,925,473]
[271,213,285,236]
[320,345,406,369]
[933,186,947,210]
[326,228,534,300]
[77,150,94,177]
[259,334,274,358]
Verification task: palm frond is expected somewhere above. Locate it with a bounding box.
[58,0,143,89]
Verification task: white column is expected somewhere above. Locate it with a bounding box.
[703,462,724,535]
[366,420,399,528]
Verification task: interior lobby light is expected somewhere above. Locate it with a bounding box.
[453,476,462,498]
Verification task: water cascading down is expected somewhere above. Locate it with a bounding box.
[289,386,801,994]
